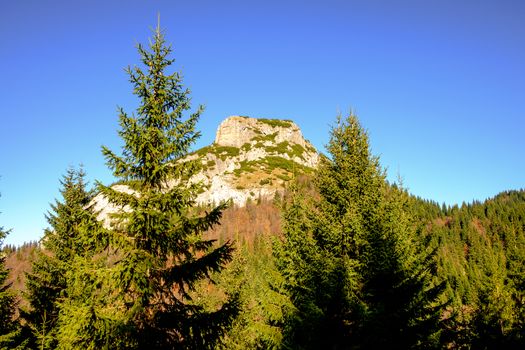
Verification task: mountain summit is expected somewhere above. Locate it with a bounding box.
[183,116,319,206]
[215,116,315,153]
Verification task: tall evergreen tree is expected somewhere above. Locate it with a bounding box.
[276,113,445,349]
[360,185,445,348]
[90,23,237,349]
[276,184,358,349]
[23,167,103,349]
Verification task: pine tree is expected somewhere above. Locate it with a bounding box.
[0,198,23,349]
[90,23,237,348]
[191,234,290,350]
[360,185,445,348]
[276,113,445,349]
[0,229,17,349]
[275,184,358,349]
[24,167,103,349]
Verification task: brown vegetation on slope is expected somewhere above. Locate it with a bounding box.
[207,199,282,248]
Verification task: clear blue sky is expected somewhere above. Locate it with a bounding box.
[1,0,524,246]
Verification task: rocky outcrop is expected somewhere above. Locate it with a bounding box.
[215,116,312,150]
[184,116,319,206]
[91,184,136,228]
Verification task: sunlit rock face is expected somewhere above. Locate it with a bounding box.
[185,116,319,206]
[215,116,315,155]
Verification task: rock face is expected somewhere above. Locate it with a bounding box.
[215,116,312,151]
[92,116,319,224]
[91,184,134,227]
[183,116,319,206]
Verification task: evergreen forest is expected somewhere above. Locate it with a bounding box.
[1,25,524,349]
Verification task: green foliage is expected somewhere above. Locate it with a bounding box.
[2,21,523,347]
[0,230,18,349]
[233,156,313,180]
[213,146,240,160]
[305,142,316,154]
[275,187,353,349]
[264,141,306,160]
[0,197,26,349]
[275,113,445,349]
[259,179,271,186]
[264,156,305,174]
[55,254,129,350]
[253,132,278,144]
[192,235,291,349]
[193,145,240,161]
[264,141,288,154]
[275,173,292,182]
[290,143,306,159]
[92,24,238,348]
[233,161,256,177]
[418,190,525,348]
[257,118,293,128]
[194,145,212,158]
[23,167,105,350]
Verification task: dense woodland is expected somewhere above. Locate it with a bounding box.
[1,26,524,349]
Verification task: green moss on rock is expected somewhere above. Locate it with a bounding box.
[253,132,278,143]
[257,118,293,128]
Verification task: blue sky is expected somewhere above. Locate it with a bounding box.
[1,0,524,245]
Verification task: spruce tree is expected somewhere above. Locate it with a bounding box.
[0,230,17,348]
[276,113,445,348]
[360,185,445,348]
[0,199,23,349]
[436,193,525,348]
[276,184,358,349]
[94,24,237,348]
[24,167,103,349]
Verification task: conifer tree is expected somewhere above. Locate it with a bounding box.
[276,184,357,349]
[276,113,445,348]
[0,229,17,348]
[24,167,103,349]
[360,185,445,348]
[0,198,23,349]
[438,194,525,348]
[93,23,237,348]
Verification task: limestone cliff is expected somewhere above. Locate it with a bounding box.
[215,116,314,155]
[183,116,319,206]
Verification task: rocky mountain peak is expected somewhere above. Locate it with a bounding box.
[215,116,309,150]
[186,116,319,206]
